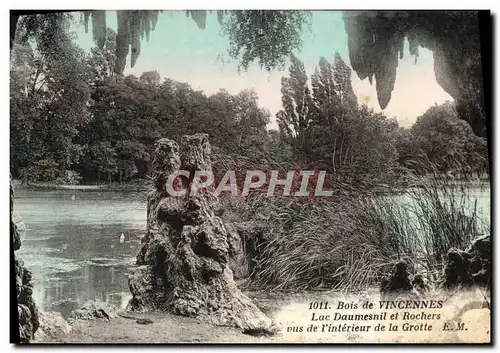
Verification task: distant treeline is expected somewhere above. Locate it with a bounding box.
[10,16,489,186]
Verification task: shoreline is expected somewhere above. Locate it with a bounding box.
[12,178,490,195]
[12,179,149,192]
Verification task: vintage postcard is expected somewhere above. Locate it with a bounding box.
[10,9,491,344]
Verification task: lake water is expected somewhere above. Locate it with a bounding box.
[14,186,491,318]
[15,189,147,318]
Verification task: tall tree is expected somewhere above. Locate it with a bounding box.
[277,55,314,160]
[309,53,359,174]
[11,13,91,182]
[276,53,400,183]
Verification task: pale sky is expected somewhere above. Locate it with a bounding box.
[72,10,453,129]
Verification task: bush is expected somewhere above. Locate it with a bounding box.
[56,170,82,185]
[19,159,61,183]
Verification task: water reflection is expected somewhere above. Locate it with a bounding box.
[15,190,146,318]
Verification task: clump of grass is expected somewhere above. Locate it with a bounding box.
[395,173,488,282]
[244,196,410,292]
[234,174,489,292]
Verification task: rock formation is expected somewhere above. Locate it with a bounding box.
[11,179,39,343]
[225,223,249,280]
[441,233,491,288]
[33,312,72,343]
[380,233,491,294]
[467,233,491,286]
[67,300,118,324]
[127,134,275,335]
[412,274,429,294]
[380,260,414,299]
[343,11,487,137]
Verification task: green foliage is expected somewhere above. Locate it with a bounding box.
[398,102,489,178]
[10,13,274,183]
[277,54,314,159]
[79,10,311,74]
[222,11,311,71]
[86,27,117,81]
[11,13,90,183]
[277,53,399,183]
[139,70,161,86]
[19,159,60,183]
[10,12,488,187]
[360,175,489,284]
[276,55,488,184]
[73,71,271,183]
[81,10,161,74]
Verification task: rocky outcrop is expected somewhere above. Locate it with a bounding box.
[12,179,39,343]
[225,223,249,280]
[441,233,491,288]
[412,274,429,294]
[380,260,415,299]
[127,134,276,335]
[379,260,433,299]
[343,11,486,137]
[33,312,72,343]
[46,298,80,319]
[380,233,491,294]
[67,300,118,324]
[467,233,491,286]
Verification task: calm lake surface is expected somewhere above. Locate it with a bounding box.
[14,186,491,318]
[15,189,147,317]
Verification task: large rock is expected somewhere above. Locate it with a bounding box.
[441,233,491,288]
[441,248,473,288]
[33,312,72,343]
[67,300,118,324]
[11,179,39,343]
[468,233,491,286]
[128,134,276,335]
[45,298,80,319]
[380,260,414,299]
[225,223,248,279]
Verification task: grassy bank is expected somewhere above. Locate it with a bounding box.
[223,176,490,292]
